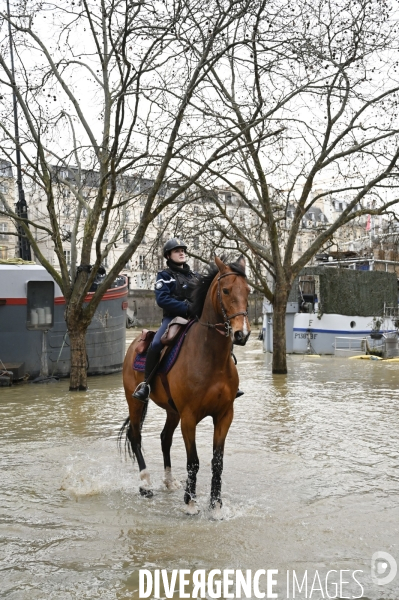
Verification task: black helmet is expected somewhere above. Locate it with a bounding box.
[163,237,188,258]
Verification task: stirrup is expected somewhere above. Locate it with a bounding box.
[132,381,150,403]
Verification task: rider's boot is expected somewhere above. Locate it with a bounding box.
[235,389,244,398]
[132,344,160,402]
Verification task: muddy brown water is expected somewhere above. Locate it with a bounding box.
[1,331,399,599]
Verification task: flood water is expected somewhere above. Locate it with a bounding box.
[1,330,399,599]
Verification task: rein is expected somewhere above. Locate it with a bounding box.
[198,271,248,337]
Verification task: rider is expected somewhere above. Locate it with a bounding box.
[133,238,197,402]
[132,238,244,402]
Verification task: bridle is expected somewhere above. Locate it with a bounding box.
[198,271,248,337]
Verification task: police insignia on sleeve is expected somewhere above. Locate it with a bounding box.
[155,281,163,289]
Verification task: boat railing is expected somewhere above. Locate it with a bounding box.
[333,337,367,357]
[384,306,399,319]
[333,336,384,357]
[334,335,397,358]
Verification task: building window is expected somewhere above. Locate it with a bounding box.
[157,255,164,270]
[64,249,71,265]
[62,225,71,241]
[139,255,146,270]
[26,280,54,330]
[0,183,8,194]
[123,229,130,243]
[157,213,163,224]
[194,236,199,250]
[103,255,108,268]
[0,222,8,240]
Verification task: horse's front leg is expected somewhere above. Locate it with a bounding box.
[210,407,234,514]
[181,415,200,514]
[161,411,181,490]
[127,400,153,497]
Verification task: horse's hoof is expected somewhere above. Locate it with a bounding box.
[209,501,223,520]
[139,469,153,497]
[164,478,181,490]
[184,500,200,515]
[163,468,181,490]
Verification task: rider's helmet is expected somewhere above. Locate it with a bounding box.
[163,237,188,258]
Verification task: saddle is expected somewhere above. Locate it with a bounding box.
[136,329,155,355]
[133,318,194,373]
[160,316,189,346]
[133,318,195,414]
[136,317,189,356]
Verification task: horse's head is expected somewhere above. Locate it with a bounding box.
[214,256,251,346]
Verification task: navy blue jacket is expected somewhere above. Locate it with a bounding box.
[154,266,197,317]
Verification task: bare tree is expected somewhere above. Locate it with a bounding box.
[0,0,254,389]
[179,0,399,373]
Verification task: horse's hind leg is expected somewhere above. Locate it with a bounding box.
[127,400,153,497]
[181,415,200,514]
[210,408,234,513]
[161,411,181,490]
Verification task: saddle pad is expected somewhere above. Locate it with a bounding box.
[133,320,195,375]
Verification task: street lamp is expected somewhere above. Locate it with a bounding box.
[6,0,32,261]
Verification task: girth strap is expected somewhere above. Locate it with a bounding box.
[159,371,178,413]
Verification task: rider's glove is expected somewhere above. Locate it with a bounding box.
[185,300,195,318]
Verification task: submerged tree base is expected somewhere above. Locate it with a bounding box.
[69,384,88,391]
[272,368,288,375]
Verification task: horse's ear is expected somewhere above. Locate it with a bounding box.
[237,255,246,270]
[215,255,228,273]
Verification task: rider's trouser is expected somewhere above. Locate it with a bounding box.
[144,316,173,381]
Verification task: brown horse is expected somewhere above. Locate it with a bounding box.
[120,256,251,515]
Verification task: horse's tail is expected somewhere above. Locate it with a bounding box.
[117,402,149,462]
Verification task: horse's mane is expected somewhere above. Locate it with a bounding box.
[190,260,246,318]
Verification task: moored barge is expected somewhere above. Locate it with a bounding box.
[0,264,127,380]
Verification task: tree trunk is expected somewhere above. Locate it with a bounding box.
[68,326,88,391]
[272,283,289,374]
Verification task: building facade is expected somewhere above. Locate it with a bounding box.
[0,162,394,286]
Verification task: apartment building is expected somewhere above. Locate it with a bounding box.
[1,162,391,286]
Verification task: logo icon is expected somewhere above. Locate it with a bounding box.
[371,551,397,586]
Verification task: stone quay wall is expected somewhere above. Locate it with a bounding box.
[128,289,263,328]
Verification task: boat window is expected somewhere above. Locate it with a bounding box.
[26,281,54,330]
[350,321,356,328]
